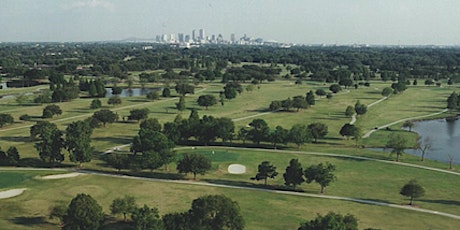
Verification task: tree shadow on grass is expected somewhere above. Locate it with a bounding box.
[92,136,132,145]
[419,199,460,206]
[10,216,54,228]
[0,135,30,143]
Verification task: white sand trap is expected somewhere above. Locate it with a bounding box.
[228,164,246,174]
[0,188,26,199]
[41,172,82,179]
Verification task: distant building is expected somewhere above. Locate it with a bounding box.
[178,33,184,43]
[199,29,205,40]
[192,30,197,41]
[230,33,236,43]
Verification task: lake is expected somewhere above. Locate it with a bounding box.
[104,87,161,98]
[407,118,460,164]
[373,118,460,164]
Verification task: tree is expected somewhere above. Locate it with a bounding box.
[162,87,171,97]
[92,109,118,127]
[112,86,122,95]
[49,203,67,227]
[197,94,217,110]
[315,89,327,98]
[223,86,237,100]
[400,179,425,206]
[90,99,102,109]
[282,97,293,111]
[128,108,149,122]
[416,136,432,162]
[283,158,304,189]
[386,133,407,162]
[298,212,358,230]
[381,87,393,97]
[146,91,160,100]
[446,92,458,110]
[251,161,278,185]
[269,100,282,111]
[215,117,235,143]
[42,104,62,118]
[354,100,367,115]
[65,120,93,167]
[345,105,355,117]
[292,96,308,111]
[269,125,289,149]
[329,84,342,93]
[64,193,103,230]
[131,205,163,230]
[176,153,212,179]
[306,90,315,107]
[34,127,65,166]
[402,120,415,132]
[308,122,328,143]
[6,146,20,166]
[0,114,14,128]
[339,123,359,139]
[188,195,244,230]
[289,124,312,149]
[248,119,270,145]
[176,96,186,112]
[140,118,162,132]
[175,82,195,96]
[30,121,58,139]
[304,162,336,193]
[108,95,122,106]
[110,195,137,222]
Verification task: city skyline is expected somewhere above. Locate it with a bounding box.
[1,0,460,45]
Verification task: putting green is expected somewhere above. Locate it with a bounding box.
[0,172,26,188]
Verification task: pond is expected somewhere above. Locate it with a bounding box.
[372,118,460,164]
[408,118,460,164]
[104,87,161,98]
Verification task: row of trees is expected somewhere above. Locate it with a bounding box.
[269,91,316,112]
[30,118,96,167]
[252,159,337,193]
[0,146,20,166]
[51,193,244,230]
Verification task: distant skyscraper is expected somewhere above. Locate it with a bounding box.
[230,33,236,43]
[185,35,190,42]
[199,29,205,40]
[178,33,184,43]
[192,30,197,41]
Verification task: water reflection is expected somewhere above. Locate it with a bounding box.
[104,87,161,98]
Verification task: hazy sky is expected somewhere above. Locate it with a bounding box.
[1,0,460,45]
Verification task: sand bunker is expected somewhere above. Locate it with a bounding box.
[41,172,82,179]
[228,164,246,174]
[0,188,26,199]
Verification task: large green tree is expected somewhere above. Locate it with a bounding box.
[188,195,244,230]
[269,125,289,149]
[400,179,425,206]
[110,195,137,222]
[176,153,212,179]
[252,161,278,186]
[131,205,163,230]
[64,193,104,230]
[248,119,270,145]
[308,122,328,143]
[197,94,217,110]
[283,158,304,189]
[92,109,118,127]
[289,124,312,149]
[298,212,358,230]
[34,126,65,166]
[304,162,336,193]
[65,120,93,167]
[0,114,14,128]
[386,133,407,162]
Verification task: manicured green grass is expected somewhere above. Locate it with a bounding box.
[0,166,459,230]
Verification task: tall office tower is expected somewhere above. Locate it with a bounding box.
[161,34,169,42]
[217,34,223,43]
[185,35,191,42]
[211,34,216,42]
[155,35,161,42]
[199,29,205,40]
[192,30,197,41]
[178,33,184,43]
[170,34,175,42]
[230,33,236,43]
